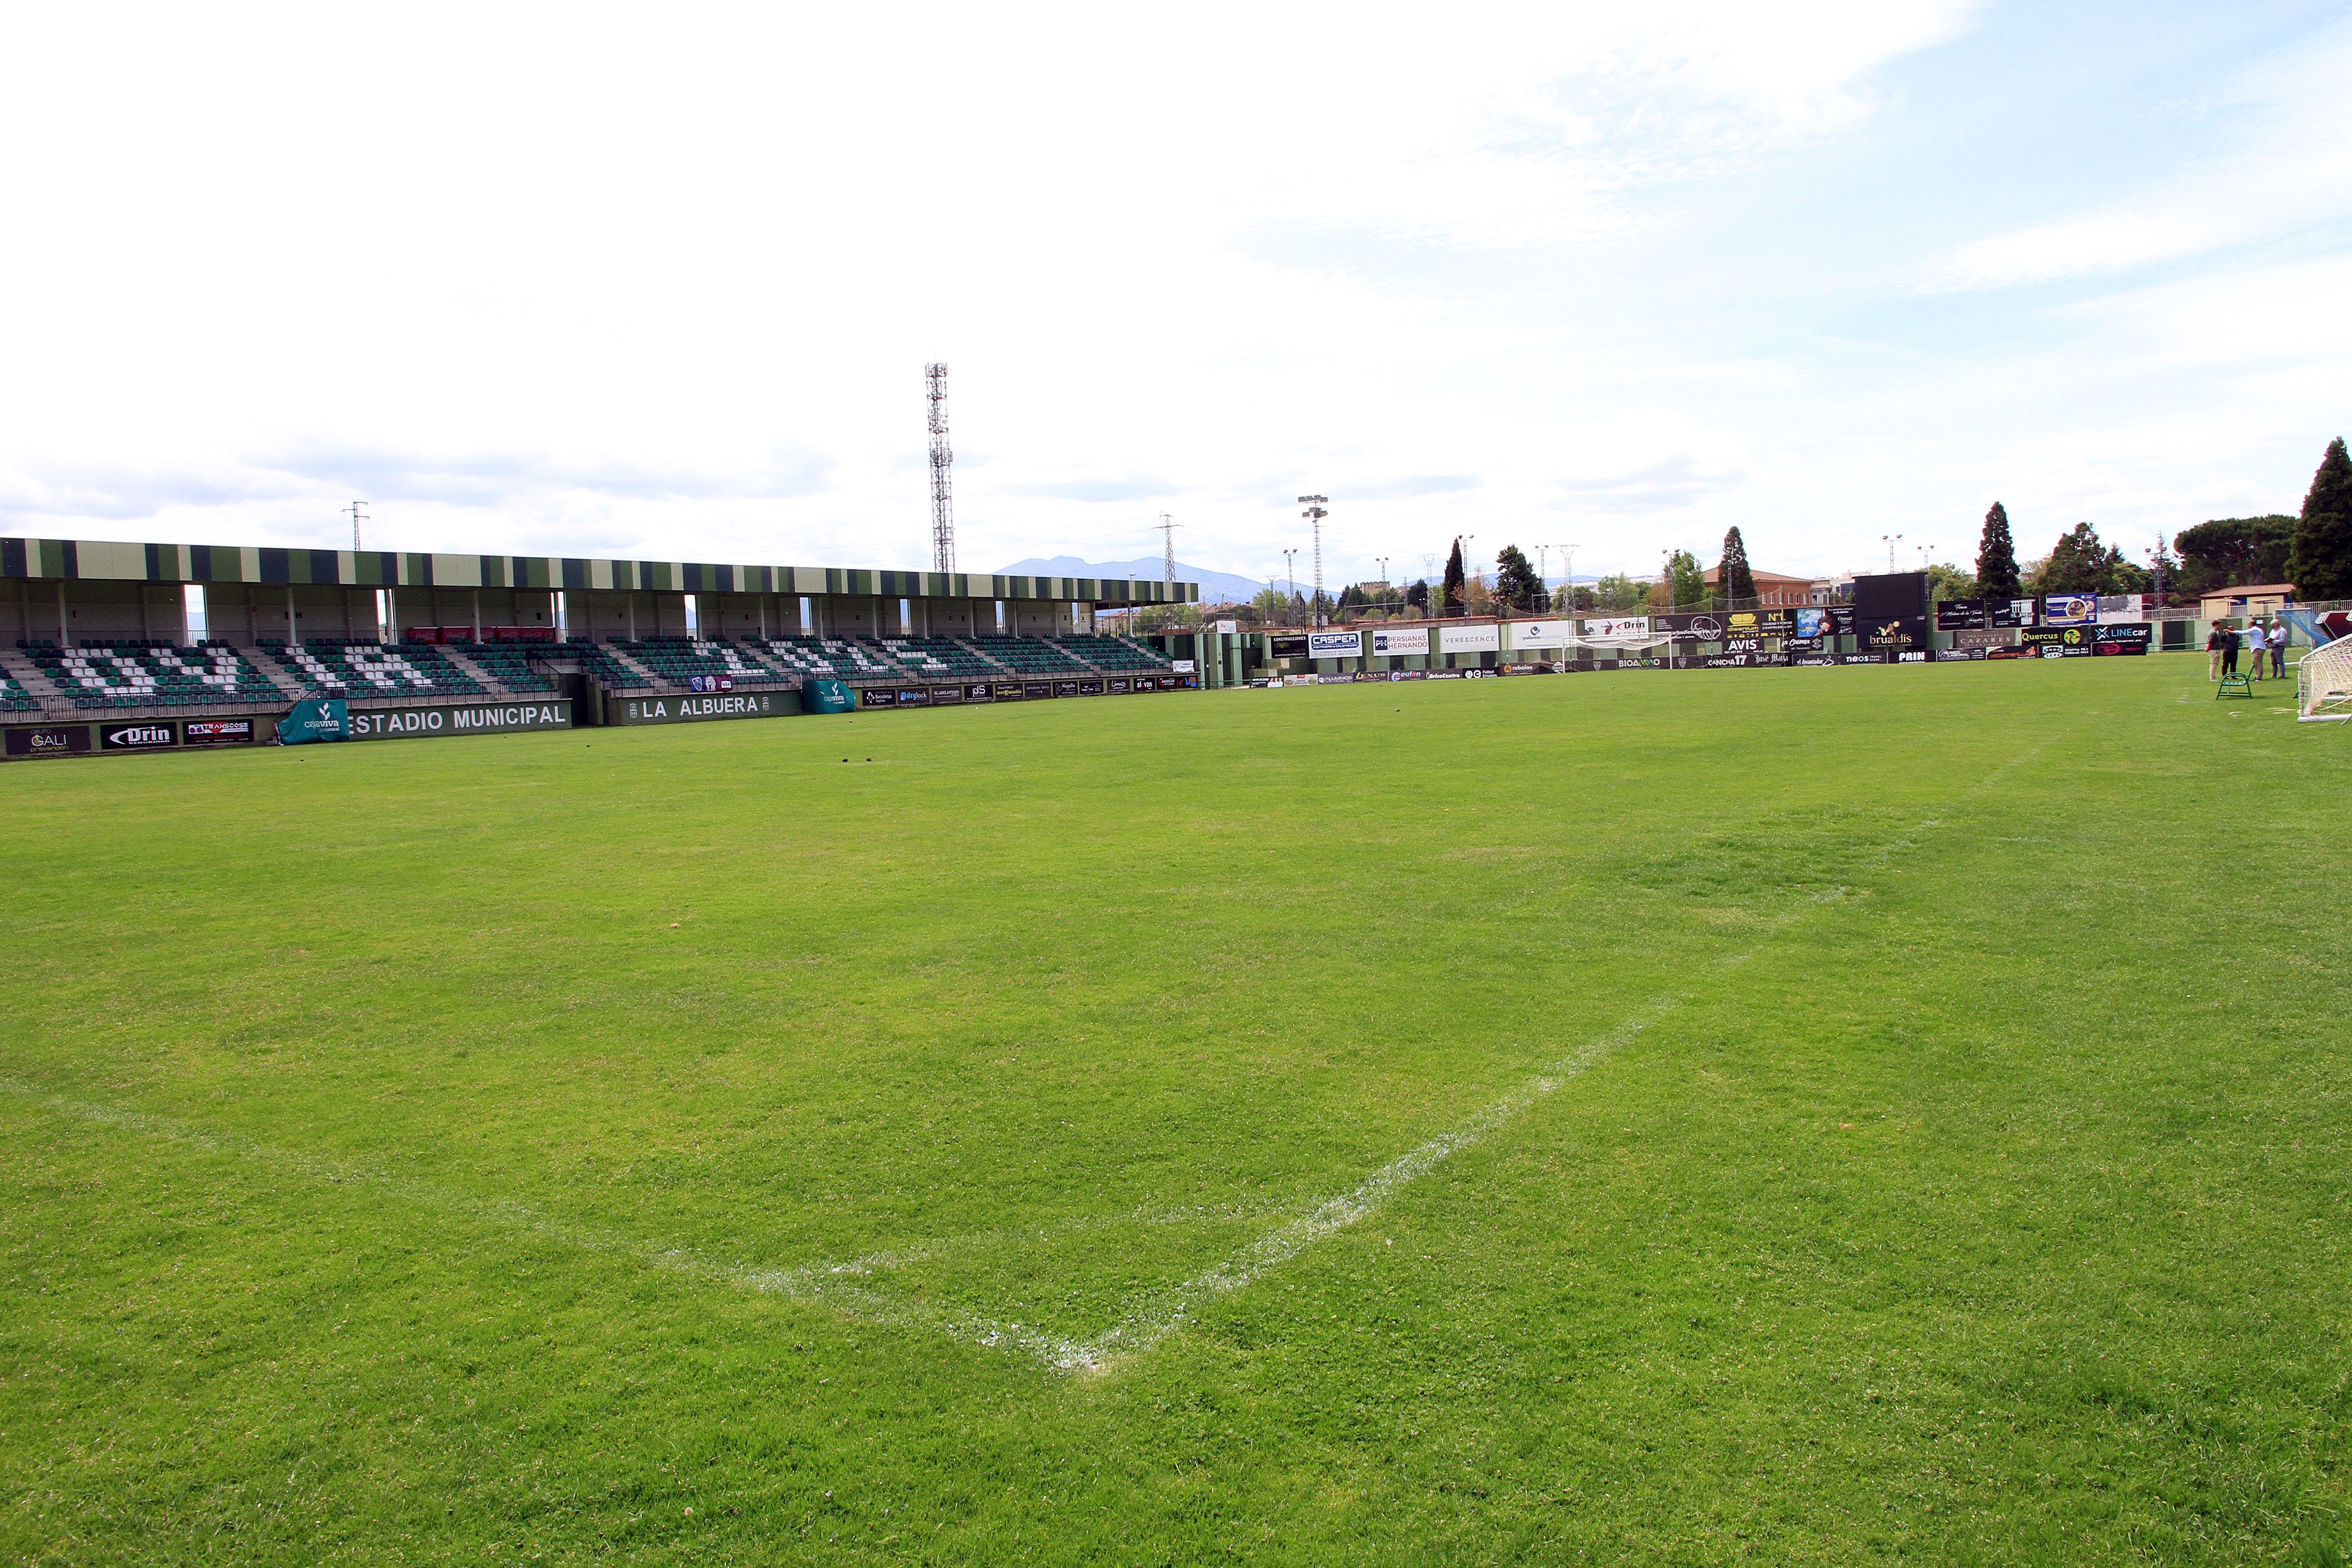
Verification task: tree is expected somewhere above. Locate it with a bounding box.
[1716,527,1757,604]
[1251,586,1288,623]
[1926,562,1980,603]
[2173,516,2295,595]
[1405,579,1430,612]
[2289,436,2352,599]
[2031,521,2146,595]
[1442,540,1466,615]
[1591,573,1647,611]
[1977,503,2021,600]
[1650,550,1705,609]
[1492,544,1545,613]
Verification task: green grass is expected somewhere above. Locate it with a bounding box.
[3,658,2347,1565]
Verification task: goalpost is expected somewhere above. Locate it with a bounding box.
[2298,632,2352,721]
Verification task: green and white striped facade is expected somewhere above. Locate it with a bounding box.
[2,536,1198,646]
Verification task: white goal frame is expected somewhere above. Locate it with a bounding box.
[2299,634,2352,721]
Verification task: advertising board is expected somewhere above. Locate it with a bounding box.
[1053,679,1081,697]
[1507,620,1572,649]
[183,718,256,747]
[1306,630,1363,659]
[1935,599,1988,631]
[1791,607,1851,639]
[2020,626,2090,651]
[686,674,734,693]
[1990,598,2039,628]
[2096,595,2146,624]
[1838,651,1888,665]
[1857,615,1929,651]
[100,722,177,751]
[1077,678,1105,695]
[1932,648,1986,661]
[1371,627,1429,655]
[1023,682,1052,699]
[2041,593,2098,627]
[607,694,776,727]
[353,699,574,736]
[1214,619,1238,633]
[1439,624,1500,653]
[1721,609,1795,638]
[1172,659,1196,672]
[1581,616,1651,640]
[1269,634,1310,659]
[1655,612,1724,641]
[5,725,92,759]
[1956,627,2014,651]
[2092,623,2152,655]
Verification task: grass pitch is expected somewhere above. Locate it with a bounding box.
[3,659,2347,1565]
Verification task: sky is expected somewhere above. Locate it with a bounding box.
[3,1,2349,593]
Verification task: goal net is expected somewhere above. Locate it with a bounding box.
[2299,631,2352,722]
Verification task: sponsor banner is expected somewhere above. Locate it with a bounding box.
[1461,666,1498,678]
[1506,619,1573,650]
[1269,633,1310,659]
[1754,651,1792,667]
[1171,659,1196,673]
[1985,642,2039,660]
[101,721,178,751]
[355,699,574,736]
[894,687,932,706]
[1053,679,1081,697]
[1897,649,1930,663]
[1160,675,1189,689]
[2093,622,2152,655]
[1107,677,1132,694]
[1857,615,1929,650]
[5,724,92,759]
[686,674,734,693]
[1654,612,1724,641]
[1371,626,1429,655]
[1306,629,1363,659]
[1990,597,2039,628]
[1935,599,1989,631]
[1792,653,1838,667]
[1723,637,1764,654]
[1791,606,1851,639]
[1022,681,1053,698]
[1782,636,1824,653]
[962,682,994,702]
[1214,619,1238,634]
[1839,651,1888,665]
[930,684,963,704]
[1956,627,2015,651]
[2096,594,2146,624]
[1703,653,1753,668]
[1427,668,1466,679]
[1581,615,1651,640]
[2020,626,2091,650]
[1077,678,1105,695]
[1385,668,1428,680]
[1932,648,1986,662]
[1721,609,1796,639]
[1318,673,1355,684]
[1439,624,1500,653]
[277,696,349,745]
[2043,642,2091,659]
[2041,593,2097,627]
[183,718,256,747]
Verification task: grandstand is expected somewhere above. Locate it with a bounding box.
[1,534,1202,755]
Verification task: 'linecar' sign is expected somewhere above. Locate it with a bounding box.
[352,700,576,738]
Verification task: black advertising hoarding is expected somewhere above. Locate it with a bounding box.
[1077,678,1105,695]
[1269,635,1310,659]
[1107,677,1132,694]
[1990,597,2038,628]
[100,721,178,751]
[1935,599,1988,631]
[5,725,92,759]
[2021,626,2091,652]
[1853,572,1928,618]
[1985,643,2038,660]
[1790,606,1850,640]
[962,682,994,702]
[1022,681,1053,699]
[1654,612,1725,641]
[1956,627,2014,651]
[1857,615,1929,651]
[1932,648,1986,661]
[182,718,256,746]
[1792,653,1838,666]
[1720,609,1795,639]
[1838,651,1887,665]
[2092,623,2152,655]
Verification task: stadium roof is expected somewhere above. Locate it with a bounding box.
[0,536,1197,605]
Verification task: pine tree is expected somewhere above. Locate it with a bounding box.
[1405,579,1430,612]
[1492,545,1544,613]
[1442,541,1466,615]
[2288,436,2352,599]
[1717,527,1757,604]
[1977,503,2020,600]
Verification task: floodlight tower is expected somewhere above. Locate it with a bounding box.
[926,363,955,572]
[1298,496,1328,626]
[1882,532,1902,574]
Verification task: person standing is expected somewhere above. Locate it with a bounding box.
[2207,621,2225,680]
[2223,622,2242,676]
[2272,621,2288,677]
[2244,619,2266,679]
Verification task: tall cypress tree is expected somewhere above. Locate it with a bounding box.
[1442,540,1466,615]
[2288,437,2352,599]
[1717,527,1757,603]
[1977,503,2020,599]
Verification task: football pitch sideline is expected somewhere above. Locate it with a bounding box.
[3,658,2346,1565]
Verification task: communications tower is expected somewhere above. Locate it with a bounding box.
[927,363,955,572]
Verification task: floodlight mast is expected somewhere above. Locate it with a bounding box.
[1299,496,1328,627]
[927,363,955,572]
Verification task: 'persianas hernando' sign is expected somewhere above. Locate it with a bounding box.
[349,700,575,739]
[612,693,791,726]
